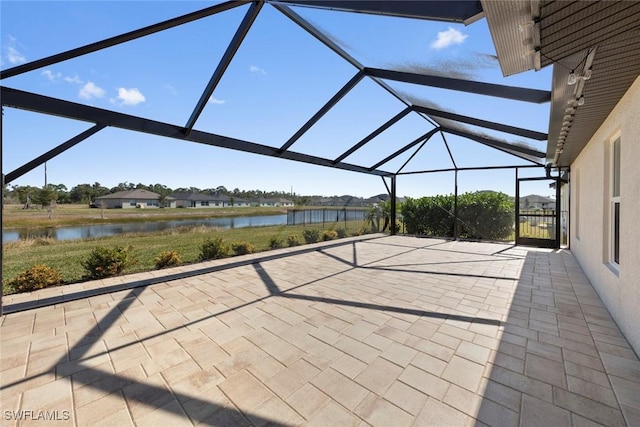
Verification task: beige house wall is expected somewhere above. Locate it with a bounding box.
[570,75,640,355]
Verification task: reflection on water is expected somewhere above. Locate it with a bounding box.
[3,209,371,243]
[3,214,288,243]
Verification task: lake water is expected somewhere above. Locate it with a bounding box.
[2,208,369,243]
[3,214,287,243]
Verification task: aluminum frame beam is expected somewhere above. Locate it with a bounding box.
[275,1,483,23]
[333,107,411,164]
[0,1,249,80]
[5,124,107,184]
[272,3,438,128]
[280,70,365,152]
[397,164,544,175]
[440,131,458,169]
[185,1,262,134]
[370,127,440,170]
[395,136,429,174]
[2,87,391,177]
[441,127,544,164]
[365,68,551,104]
[412,105,548,140]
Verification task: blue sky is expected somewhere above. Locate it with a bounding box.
[1,1,554,198]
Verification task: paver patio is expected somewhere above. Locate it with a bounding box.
[1,235,639,426]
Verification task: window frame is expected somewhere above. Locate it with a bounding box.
[610,137,621,267]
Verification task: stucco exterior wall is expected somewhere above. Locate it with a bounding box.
[570,75,640,355]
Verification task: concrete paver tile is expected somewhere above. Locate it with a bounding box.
[414,397,471,426]
[570,413,607,427]
[75,391,131,427]
[218,370,275,413]
[73,365,146,407]
[331,353,368,379]
[525,353,567,389]
[476,397,519,427]
[285,383,331,420]
[455,341,492,365]
[311,368,370,411]
[305,400,361,426]
[122,373,176,420]
[264,358,320,399]
[520,394,571,427]
[410,351,448,376]
[600,352,640,382]
[354,394,413,427]
[133,399,191,427]
[443,383,482,417]
[481,379,522,412]
[249,396,305,426]
[398,365,450,400]
[487,364,553,402]
[493,351,525,374]
[383,381,428,416]
[552,387,627,427]
[354,357,403,395]
[3,238,640,427]
[260,336,305,367]
[334,336,381,364]
[380,342,418,367]
[567,375,618,408]
[168,366,225,403]
[441,356,485,393]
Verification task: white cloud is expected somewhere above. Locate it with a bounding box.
[164,84,177,95]
[79,81,105,100]
[430,27,468,50]
[42,69,62,82]
[64,74,83,84]
[208,96,226,105]
[249,65,266,75]
[117,87,145,106]
[7,46,26,64]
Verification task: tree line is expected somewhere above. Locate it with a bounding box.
[3,181,311,207]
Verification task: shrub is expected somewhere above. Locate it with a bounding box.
[287,234,301,247]
[322,230,338,241]
[199,237,229,261]
[231,241,255,256]
[351,226,369,237]
[269,236,284,249]
[302,229,321,244]
[400,191,514,240]
[82,245,137,279]
[7,264,62,293]
[336,228,348,239]
[154,251,182,269]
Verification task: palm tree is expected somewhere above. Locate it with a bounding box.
[366,201,392,232]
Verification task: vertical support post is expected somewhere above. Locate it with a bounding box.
[323,208,325,227]
[343,208,347,229]
[454,170,459,240]
[555,168,561,249]
[390,175,397,235]
[1,109,4,317]
[515,168,520,244]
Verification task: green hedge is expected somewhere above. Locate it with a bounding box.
[401,191,514,240]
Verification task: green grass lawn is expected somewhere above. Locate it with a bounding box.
[2,220,370,295]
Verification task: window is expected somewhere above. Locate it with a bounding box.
[574,169,580,240]
[611,137,621,265]
[200,201,209,207]
[129,200,136,206]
